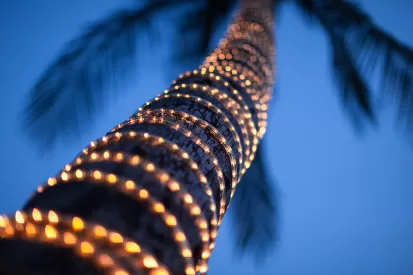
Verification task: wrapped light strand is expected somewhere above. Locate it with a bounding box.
[0,211,130,275]
[202,59,273,108]
[166,81,259,164]
[194,67,268,138]
[220,42,273,75]
[22,209,170,274]
[109,120,228,225]
[199,62,272,130]
[197,65,268,125]
[80,131,218,231]
[135,109,239,199]
[206,49,269,84]
[65,153,211,273]
[172,70,263,135]
[78,131,219,269]
[36,170,196,275]
[161,83,255,175]
[173,69,258,112]
[136,93,244,176]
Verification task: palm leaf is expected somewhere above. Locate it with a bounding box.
[22,1,175,149]
[229,141,278,259]
[295,0,413,130]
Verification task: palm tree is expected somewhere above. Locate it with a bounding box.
[0,0,412,274]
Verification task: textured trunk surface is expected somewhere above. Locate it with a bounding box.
[0,0,274,274]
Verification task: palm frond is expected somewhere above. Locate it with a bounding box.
[22,1,173,149]
[295,0,413,130]
[229,142,278,260]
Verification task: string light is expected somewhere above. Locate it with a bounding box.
[35,170,195,274]
[68,152,212,267]
[109,117,228,224]
[170,76,259,154]
[163,83,256,171]
[172,69,268,140]
[138,109,241,200]
[0,211,130,274]
[137,93,244,176]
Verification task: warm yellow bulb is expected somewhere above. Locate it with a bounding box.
[175,232,186,241]
[25,222,36,237]
[200,264,208,273]
[72,217,84,231]
[109,232,123,243]
[153,203,165,213]
[94,225,107,237]
[182,248,192,258]
[165,215,177,226]
[91,152,98,159]
[63,232,77,245]
[146,163,155,172]
[48,177,57,186]
[131,156,140,165]
[0,216,8,227]
[183,194,193,204]
[201,232,209,242]
[169,182,180,191]
[202,250,210,259]
[61,172,69,181]
[125,180,136,190]
[199,220,207,229]
[185,267,195,275]
[98,254,114,267]
[15,211,25,224]
[94,170,102,179]
[75,169,83,179]
[191,206,201,215]
[159,173,169,183]
[48,210,59,224]
[139,189,149,199]
[80,241,95,254]
[45,225,57,239]
[125,241,141,253]
[107,174,117,184]
[116,153,123,160]
[32,208,42,221]
[143,256,159,268]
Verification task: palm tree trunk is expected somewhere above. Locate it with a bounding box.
[0,0,274,274]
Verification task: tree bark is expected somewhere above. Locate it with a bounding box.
[0,0,274,274]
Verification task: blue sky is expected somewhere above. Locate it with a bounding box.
[1,1,413,274]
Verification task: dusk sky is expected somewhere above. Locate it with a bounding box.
[1,1,412,274]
